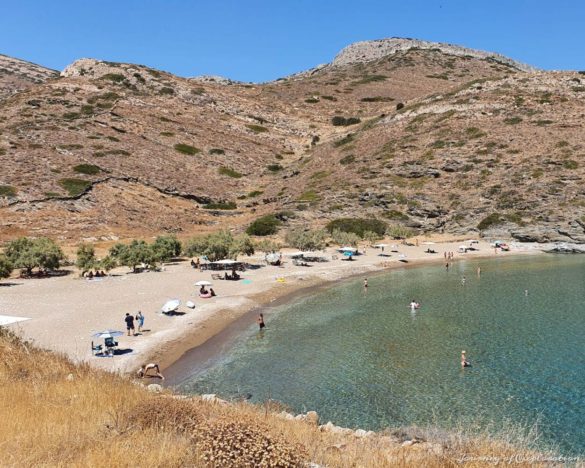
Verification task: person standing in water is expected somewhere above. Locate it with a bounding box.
[461,350,471,368]
[477,266,481,277]
[257,313,266,330]
[364,278,368,289]
[461,275,466,285]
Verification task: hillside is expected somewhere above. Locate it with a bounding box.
[1,38,584,243]
[0,54,58,100]
[0,328,551,467]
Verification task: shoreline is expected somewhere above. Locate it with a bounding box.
[157,243,542,385]
[1,237,544,380]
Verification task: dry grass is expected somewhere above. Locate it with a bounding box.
[0,328,556,467]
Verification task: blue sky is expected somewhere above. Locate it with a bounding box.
[1,0,582,81]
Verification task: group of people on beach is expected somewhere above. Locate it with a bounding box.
[124,311,145,336]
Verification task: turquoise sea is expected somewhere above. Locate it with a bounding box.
[178,255,585,455]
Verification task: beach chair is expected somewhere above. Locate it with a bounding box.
[104,337,118,355]
[91,341,103,356]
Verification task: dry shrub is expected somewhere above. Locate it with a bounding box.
[130,397,202,433]
[196,417,307,467]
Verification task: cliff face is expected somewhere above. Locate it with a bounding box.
[1,39,584,243]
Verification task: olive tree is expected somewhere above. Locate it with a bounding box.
[330,228,360,247]
[5,237,65,276]
[284,228,327,251]
[184,230,254,261]
[152,235,182,262]
[0,254,13,279]
[76,243,96,276]
[109,240,158,272]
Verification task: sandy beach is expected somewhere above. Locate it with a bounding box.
[0,237,543,376]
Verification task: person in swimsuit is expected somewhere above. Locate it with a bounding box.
[137,363,164,379]
[461,350,471,368]
[136,311,144,333]
[364,278,368,289]
[257,313,266,330]
[125,313,135,336]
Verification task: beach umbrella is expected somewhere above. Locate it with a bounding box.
[92,330,124,339]
[266,253,281,263]
[161,299,180,313]
[422,242,436,245]
[339,247,357,252]
[373,244,388,248]
[195,280,212,286]
[213,259,238,264]
[343,251,354,257]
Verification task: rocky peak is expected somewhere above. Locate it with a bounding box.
[331,38,537,72]
[0,54,58,99]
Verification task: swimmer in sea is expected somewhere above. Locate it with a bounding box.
[461,350,471,368]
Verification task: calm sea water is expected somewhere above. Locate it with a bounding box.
[179,255,585,455]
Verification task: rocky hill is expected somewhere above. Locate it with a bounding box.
[1,39,584,243]
[0,54,58,100]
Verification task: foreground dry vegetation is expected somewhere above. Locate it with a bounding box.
[0,328,555,467]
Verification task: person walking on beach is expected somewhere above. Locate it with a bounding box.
[125,313,135,336]
[137,363,164,379]
[136,311,144,333]
[257,313,266,330]
[461,351,471,368]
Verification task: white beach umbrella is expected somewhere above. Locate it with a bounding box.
[213,259,238,264]
[339,246,357,252]
[161,299,180,313]
[422,242,436,245]
[92,330,124,339]
[195,280,212,286]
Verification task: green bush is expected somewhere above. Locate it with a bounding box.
[73,164,101,175]
[160,132,174,137]
[152,235,182,261]
[63,112,80,120]
[297,190,319,202]
[203,201,237,210]
[326,218,387,237]
[267,164,283,172]
[563,160,578,169]
[58,178,91,196]
[218,167,242,178]
[209,148,225,155]
[101,73,126,83]
[174,143,200,155]
[304,98,319,103]
[159,87,175,95]
[504,116,523,125]
[109,240,157,272]
[246,124,269,133]
[333,134,355,147]
[246,214,282,236]
[0,185,17,197]
[339,154,356,165]
[331,116,361,126]
[386,225,414,239]
[361,96,394,102]
[247,190,263,198]
[354,74,387,84]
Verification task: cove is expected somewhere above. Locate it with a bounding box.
[178,255,585,455]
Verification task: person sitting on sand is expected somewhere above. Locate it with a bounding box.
[137,363,165,379]
[88,271,94,279]
[199,285,207,295]
[210,287,216,297]
[461,350,471,368]
[190,259,196,268]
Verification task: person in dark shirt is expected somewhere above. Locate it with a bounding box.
[125,313,135,336]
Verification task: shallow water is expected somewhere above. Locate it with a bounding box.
[179,255,585,455]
